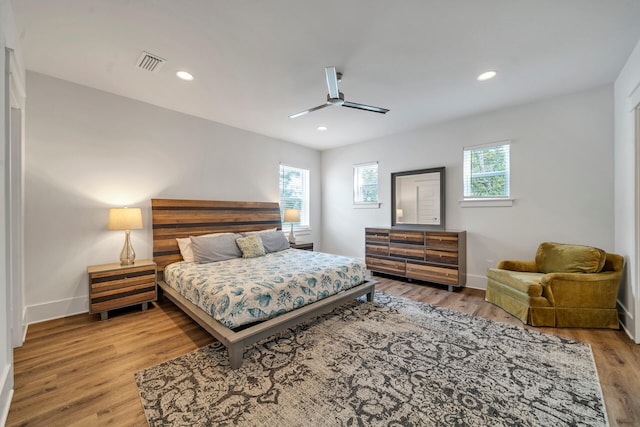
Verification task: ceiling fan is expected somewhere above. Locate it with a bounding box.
[289,66,389,118]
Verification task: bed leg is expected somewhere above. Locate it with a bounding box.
[228,344,244,369]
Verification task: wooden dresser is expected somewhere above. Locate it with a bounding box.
[365,227,466,291]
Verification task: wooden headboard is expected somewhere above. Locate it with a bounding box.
[151,199,282,272]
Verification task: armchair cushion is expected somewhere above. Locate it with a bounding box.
[535,242,606,274]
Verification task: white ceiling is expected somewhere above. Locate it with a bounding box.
[12,0,640,150]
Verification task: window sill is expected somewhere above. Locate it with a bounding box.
[460,198,514,208]
[353,203,381,209]
[284,227,311,236]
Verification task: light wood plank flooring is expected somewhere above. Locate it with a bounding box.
[7,277,640,426]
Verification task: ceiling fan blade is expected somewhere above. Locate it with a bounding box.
[342,101,389,114]
[289,103,329,118]
[325,67,340,99]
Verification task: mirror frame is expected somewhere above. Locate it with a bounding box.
[391,166,445,230]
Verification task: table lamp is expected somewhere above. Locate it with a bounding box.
[283,208,300,244]
[108,207,143,265]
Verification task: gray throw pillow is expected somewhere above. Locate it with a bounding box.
[259,230,291,253]
[190,233,242,263]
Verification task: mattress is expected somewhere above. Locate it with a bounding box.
[163,249,366,329]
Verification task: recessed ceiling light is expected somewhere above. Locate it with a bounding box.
[317,126,328,131]
[477,70,497,81]
[176,71,194,81]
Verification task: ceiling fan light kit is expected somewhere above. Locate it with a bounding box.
[289,66,389,118]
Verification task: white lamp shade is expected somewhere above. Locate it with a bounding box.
[283,208,300,223]
[108,207,143,230]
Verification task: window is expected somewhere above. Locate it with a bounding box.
[463,141,510,199]
[353,162,379,205]
[279,164,309,228]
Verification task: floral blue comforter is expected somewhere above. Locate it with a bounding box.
[163,249,366,329]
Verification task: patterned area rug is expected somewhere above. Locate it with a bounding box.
[135,292,608,426]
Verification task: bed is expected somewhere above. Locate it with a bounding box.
[151,198,376,369]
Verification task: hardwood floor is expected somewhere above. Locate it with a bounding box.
[7,277,640,426]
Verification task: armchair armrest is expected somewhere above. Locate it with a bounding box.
[541,271,621,308]
[496,260,537,272]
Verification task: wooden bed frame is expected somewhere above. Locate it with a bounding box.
[151,198,376,369]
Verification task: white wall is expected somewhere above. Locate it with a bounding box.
[614,38,640,342]
[322,86,615,290]
[24,72,322,323]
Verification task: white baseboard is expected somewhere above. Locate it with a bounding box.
[617,300,636,342]
[0,363,14,427]
[25,296,88,325]
[465,274,487,291]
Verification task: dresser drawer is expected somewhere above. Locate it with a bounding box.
[390,230,424,245]
[390,243,425,260]
[366,243,389,256]
[366,256,406,276]
[365,228,390,244]
[406,261,459,286]
[426,232,459,251]
[426,249,458,265]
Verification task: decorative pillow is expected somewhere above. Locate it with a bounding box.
[258,230,291,253]
[535,242,606,274]
[235,234,266,258]
[190,233,242,263]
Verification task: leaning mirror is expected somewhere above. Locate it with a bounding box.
[391,167,445,229]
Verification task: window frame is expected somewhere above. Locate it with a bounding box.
[279,164,310,230]
[353,161,380,208]
[461,140,513,207]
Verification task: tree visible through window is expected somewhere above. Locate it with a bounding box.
[354,162,379,204]
[279,164,309,227]
[463,142,510,198]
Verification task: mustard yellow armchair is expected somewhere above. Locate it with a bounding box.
[485,242,623,329]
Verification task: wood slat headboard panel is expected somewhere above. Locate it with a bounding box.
[151,199,282,272]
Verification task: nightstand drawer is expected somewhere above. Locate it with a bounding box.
[90,287,157,313]
[90,272,155,293]
[291,242,314,251]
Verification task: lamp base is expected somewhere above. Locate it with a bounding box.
[119,230,136,266]
[288,224,296,244]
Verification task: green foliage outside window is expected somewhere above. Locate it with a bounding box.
[354,163,378,203]
[464,143,510,198]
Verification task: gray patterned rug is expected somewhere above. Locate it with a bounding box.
[135,292,608,426]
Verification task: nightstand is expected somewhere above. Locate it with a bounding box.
[87,259,157,320]
[291,242,314,251]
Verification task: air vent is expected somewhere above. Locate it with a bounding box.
[136,51,166,72]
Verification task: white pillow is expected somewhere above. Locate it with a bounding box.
[176,237,195,262]
[176,232,233,263]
